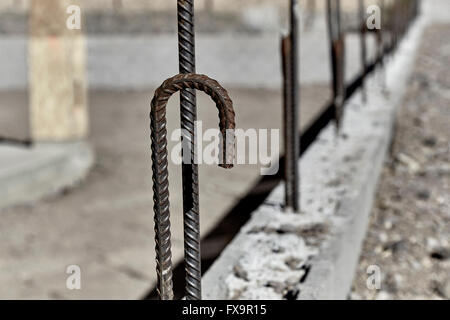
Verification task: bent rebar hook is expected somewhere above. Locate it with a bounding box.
[150,73,236,300]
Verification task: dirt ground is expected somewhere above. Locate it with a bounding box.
[351,24,450,300]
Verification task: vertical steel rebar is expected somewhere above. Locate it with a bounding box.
[393,0,400,50]
[336,0,345,127]
[377,0,387,91]
[177,0,201,300]
[388,0,397,55]
[414,0,420,20]
[399,0,405,38]
[282,0,300,213]
[327,0,346,129]
[359,0,367,103]
[378,0,385,59]
[151,74,236,300]
[282,35,293,212]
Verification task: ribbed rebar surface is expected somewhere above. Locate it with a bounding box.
[177,0,201,300]
[283,0,300,213]
[150,73,235,300]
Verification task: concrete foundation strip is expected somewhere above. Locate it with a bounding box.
[202,11,426,299]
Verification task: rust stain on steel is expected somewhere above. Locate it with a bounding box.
[332,36,346,128]
[359,0,368,103]
[327,0,346,130]
[150,73,235,300]
[281,0,301,213]
[281,35,296,212]
[177,0,201,301]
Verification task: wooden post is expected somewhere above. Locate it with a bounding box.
[29,0,88,142]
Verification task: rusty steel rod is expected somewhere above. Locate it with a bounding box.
[281,36,294,212]
[327,0,346,129]
[377,0,387,90]
[177,0,201,300]
[150,73,235,300]
[387,0,398,57]
[378,0,385,59]
[393,0,400,50]
[282,0,300,213]
[359,0,367,103]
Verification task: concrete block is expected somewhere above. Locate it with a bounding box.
[0,142,94,209]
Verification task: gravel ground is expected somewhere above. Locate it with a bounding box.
[351,24,450,300]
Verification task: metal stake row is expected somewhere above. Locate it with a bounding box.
[150,0,421,300]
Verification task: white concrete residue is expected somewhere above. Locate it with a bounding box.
[225,231,317,300]
[219,86,396,299]
[222,103,381,299]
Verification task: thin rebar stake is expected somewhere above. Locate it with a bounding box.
[359,0,367,103]
[394,0,400,50]
[282,0,300,213]
[327,0,345,130]
[151,74,236,300]
[378,0,387,92]
[177,0,201,300]
[282,35,293,212]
